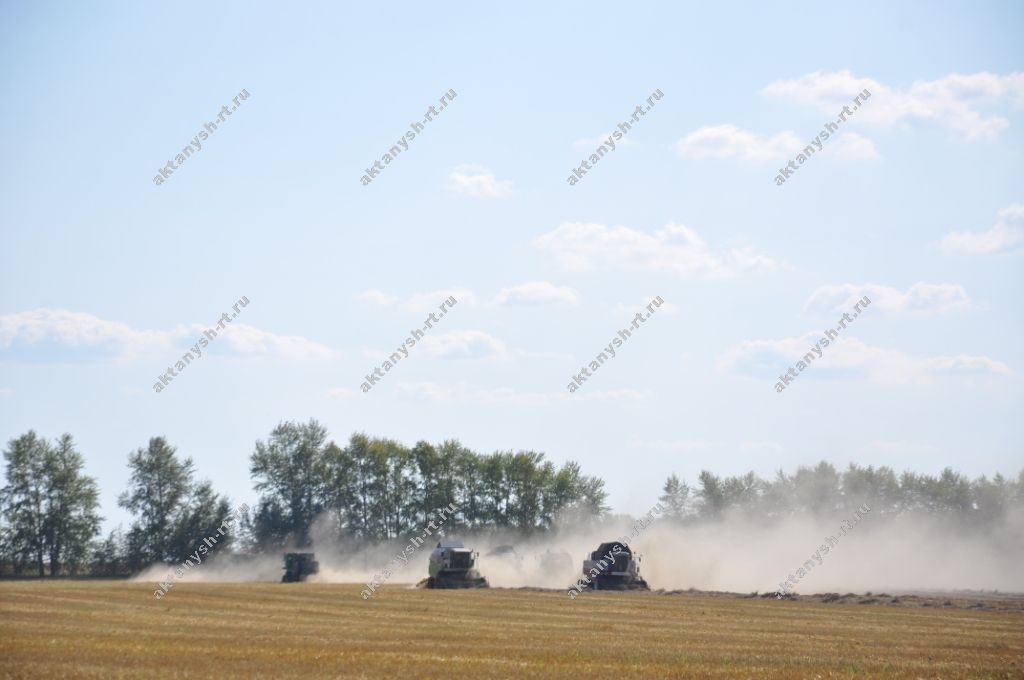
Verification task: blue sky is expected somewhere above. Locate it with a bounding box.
[1,1,1022,532]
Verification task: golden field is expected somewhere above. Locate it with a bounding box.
[1,581,1022,678]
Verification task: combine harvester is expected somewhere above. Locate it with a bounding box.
[581,541,650,590]
[281,552,319,582]
[422,539,489,589]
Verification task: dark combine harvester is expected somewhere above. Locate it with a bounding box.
[582,541,649,590]
[281,552,319,582]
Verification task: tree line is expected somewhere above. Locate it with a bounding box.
[656,462,1024,527]
[0,420,607,575]
[2,422,1021,576]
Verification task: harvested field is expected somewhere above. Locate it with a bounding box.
[1,581,1022,678]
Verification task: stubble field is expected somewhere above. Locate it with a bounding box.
[1,581,1022,678]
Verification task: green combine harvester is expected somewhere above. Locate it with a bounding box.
[281,552,319,582]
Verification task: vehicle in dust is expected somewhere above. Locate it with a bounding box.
[537,549,574,578]
[281,552,319,582]
[424,539,489,588]
[582,541,649,590]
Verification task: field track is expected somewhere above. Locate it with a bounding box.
[1,581,1022,678]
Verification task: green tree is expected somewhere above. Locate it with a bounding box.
[2,432,102,576]
[250,420,331,547]
[1,432,48,575]
[697,470,726,519]
[42,434,101,575]
[118,437,194,567]
[167,479,233,558]
[90,527,127,576]
[721,471,761,513]
[791,462,841,514]
[658,474,691,522]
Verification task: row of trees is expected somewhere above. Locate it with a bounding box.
[3,422,1022,576]
[0,420,608,574]
[657,462,1024,525]
[0,432,234,576]
[247,420,609,547]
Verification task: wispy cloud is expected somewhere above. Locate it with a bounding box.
[493,281,579,306]
[213,324,339,360]
[832,132,880,160]
[676,125,802,162]
[354,290,400,307]
[533,222,778,279]
[675,124,877,163]
[354,288,478,311]
[718,332,1012,383]
[356,283,580,310]
[805,283,973,315]
[0,308,176,360]
[446,164,515,199]
[0,309,338,362]
[940,203,1024,255]
[763,70,1024,140]
[419,330,511,360]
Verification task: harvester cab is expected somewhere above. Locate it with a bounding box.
[582,541,649,590]
[281,552,319,582]
[425,539,489,589]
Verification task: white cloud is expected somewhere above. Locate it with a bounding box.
[398,382,652,407]
[762,70,1024,140]
[446,165,515,199]
[354,290,399,306]
[0,308,175,359]
[676,125,802,162]
[493,281,579,306]
[354,288,476,312]
[357,283,582,312]
[0,308,338,362]
[0,388,14,399]
[400,382,560,407]
[675,125,878,163]
[832,132,880,160]
[533,222,778,279]
[212,324,339,360]
[940,203,1024,255]
[718,332,1012,384]
[805,283,973,316]
[418,330,510,360]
